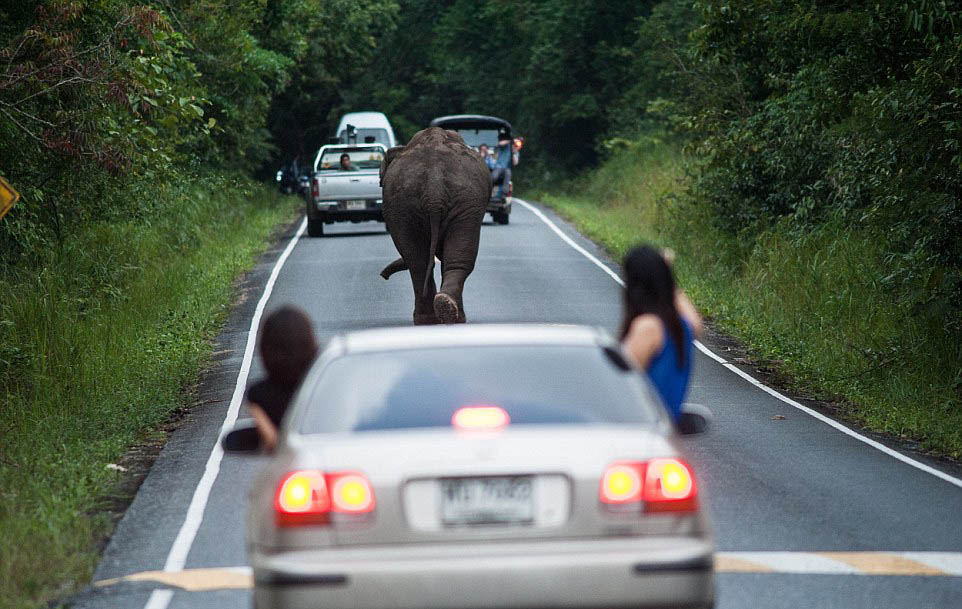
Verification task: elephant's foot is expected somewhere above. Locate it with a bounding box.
[433,293,460,324]
[413,312,440,325]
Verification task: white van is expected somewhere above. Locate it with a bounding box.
[336,112,397,148]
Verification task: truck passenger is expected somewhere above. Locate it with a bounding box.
[340,153,358,171]
[490,132,518,198]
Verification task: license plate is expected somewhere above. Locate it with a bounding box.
[440,476,533,525]
[345,200,366,210]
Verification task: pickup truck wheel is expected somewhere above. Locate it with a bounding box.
[494,211,510,225]
[307,218,325,237]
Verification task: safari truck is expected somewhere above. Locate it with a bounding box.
[305,144,386,237]
[430,115,521,225]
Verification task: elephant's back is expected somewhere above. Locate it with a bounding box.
[384,143,489,204]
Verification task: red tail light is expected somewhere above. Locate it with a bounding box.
[311,180,319,199]
[328,472,376,513]
[600,459,697,513]
[643,459,697,513]
[275,470,375,526]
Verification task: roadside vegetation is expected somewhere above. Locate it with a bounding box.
[1,2,396,607]
[528,1,962,458]
[0,177,298,608]
[541,141,962,458]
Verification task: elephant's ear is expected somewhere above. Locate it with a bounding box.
[380,146,405,187]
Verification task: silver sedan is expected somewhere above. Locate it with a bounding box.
[226,324,715,609]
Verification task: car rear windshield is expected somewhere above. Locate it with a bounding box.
[339,128,390,147]
[318,148,384,171]
[298,345,658,434]
[452,128,500,149]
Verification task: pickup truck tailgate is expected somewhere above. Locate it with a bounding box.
[314,171,381,200]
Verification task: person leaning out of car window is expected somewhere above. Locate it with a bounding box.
[619,245,703,425]
[246,306,319,452]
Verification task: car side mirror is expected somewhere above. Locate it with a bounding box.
[678,403,712,435]
[221,419,261,453]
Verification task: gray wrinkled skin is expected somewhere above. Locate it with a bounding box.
[379,127,491,324]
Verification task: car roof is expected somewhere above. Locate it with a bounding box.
[430,114,514,133]
[319,143,386,152]
[337,112,393,130]
[340,324,610,354]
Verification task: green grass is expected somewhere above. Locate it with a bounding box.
[537,141,962,458]
[0,173,299,609]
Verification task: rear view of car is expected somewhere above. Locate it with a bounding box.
[429,115,520,225]
[242,325,714,609]
[305,144,386,237]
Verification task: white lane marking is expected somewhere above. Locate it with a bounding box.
[515,198,962,490]
[144,589,173,609]
[143,217,307,609]
[904,552,962,576]
[516,199,624,286]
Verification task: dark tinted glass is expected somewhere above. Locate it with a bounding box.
[299,346,658,433]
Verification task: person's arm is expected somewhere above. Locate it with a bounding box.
[623,314,665,370]
[248,402,278,452]
[674,289,703,339]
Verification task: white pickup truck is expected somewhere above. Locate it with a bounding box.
[305,144,386,237]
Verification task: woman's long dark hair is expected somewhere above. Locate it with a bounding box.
[619,245,687,367]
[260,306,319,388]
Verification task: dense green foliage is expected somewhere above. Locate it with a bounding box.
[333,0,677,174]
[0,175,298,609]
[535,0,962,453]
[0,0,397,261]
[541,142,962,458]
[685,1,962,331]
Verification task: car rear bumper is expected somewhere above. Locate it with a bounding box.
[253,537,714,609]
[316,210,384,223]
[486,199,511,213]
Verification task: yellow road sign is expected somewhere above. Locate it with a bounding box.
[0,176,20,220]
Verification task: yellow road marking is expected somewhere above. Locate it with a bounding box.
[714,555,776,573]
[95,567,252,591]
[822,552,946,576]
[93,552,962,591]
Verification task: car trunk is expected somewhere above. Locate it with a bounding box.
[283,426,696,547]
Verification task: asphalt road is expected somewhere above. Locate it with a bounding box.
[72,199,962,609]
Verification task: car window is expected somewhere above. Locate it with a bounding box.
[339,128,390,147]
[298,345,659,434]
[318,149,385,171]
[453,128,500,149]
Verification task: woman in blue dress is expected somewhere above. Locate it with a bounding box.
[619,245,703,424]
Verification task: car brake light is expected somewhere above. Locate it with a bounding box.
[600,459,697,512]
[643,458,697,512]
[329,472,376,513]
[452,405,510,430]
[275,470,376,525]
[311,180,319,199]
[600,461,644,504]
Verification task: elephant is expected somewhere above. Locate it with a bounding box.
[379,127,491,324]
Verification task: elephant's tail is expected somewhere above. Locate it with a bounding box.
[380,257,407,280]
[423,211,441,297]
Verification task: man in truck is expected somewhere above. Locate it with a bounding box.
[339,152,359,171]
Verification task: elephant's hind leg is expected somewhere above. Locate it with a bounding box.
[433,292,460,324]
